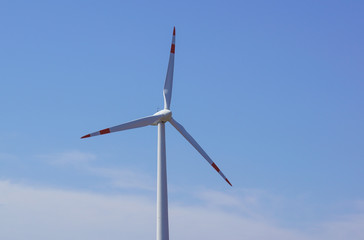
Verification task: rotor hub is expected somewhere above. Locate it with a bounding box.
[152,109,172,124]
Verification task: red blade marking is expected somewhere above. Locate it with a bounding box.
[100,128,111,135]
[170,44,175,53]
[211,163,220,172]
[81,134,91,139]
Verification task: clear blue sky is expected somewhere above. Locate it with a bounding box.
[0,1,363,239]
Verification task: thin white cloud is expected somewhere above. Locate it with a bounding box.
[1,180,363,240]
[0,180,155,240]
[38,150,155,191]
[38,150,97,166]
[87,166,155,191]
[316,214,364,240]
[195,188,272,220]
[0,153,18,161]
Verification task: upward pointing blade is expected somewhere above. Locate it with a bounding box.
[169,117,232,186]
[163,27,176,110]
[81,114,162,139]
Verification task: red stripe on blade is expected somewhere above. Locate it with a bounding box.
[225,178,232,186]
[211,163,220,172]
[173,27,175,36]
[170,44,175,53]
[100,128,111,135]
[81,134,91,139]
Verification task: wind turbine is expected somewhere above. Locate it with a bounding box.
[81,27,231,240]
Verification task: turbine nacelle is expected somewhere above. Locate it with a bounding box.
[152,109,172,125]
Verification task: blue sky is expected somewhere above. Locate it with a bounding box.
[0,0,363,239]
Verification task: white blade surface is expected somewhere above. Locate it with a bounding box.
[169,117,232,186]
[163,27,175,110]
[81,115,162,139]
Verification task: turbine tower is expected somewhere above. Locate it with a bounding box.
[81,27,231,240]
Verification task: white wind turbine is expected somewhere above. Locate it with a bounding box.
[81,27,231,240]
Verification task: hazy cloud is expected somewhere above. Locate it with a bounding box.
[38,150,97,166]
[1,180,363,240]
[87,166,155,191]
[38,150,154,191]
[0,153,18,161]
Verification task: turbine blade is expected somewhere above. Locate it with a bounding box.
[169,117,232,186]
[81,114,162,139]
[163,27,175,110]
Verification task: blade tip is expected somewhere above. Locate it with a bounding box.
[81,134,91,139]
[173,26,175,35]
[226,178,232,186]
